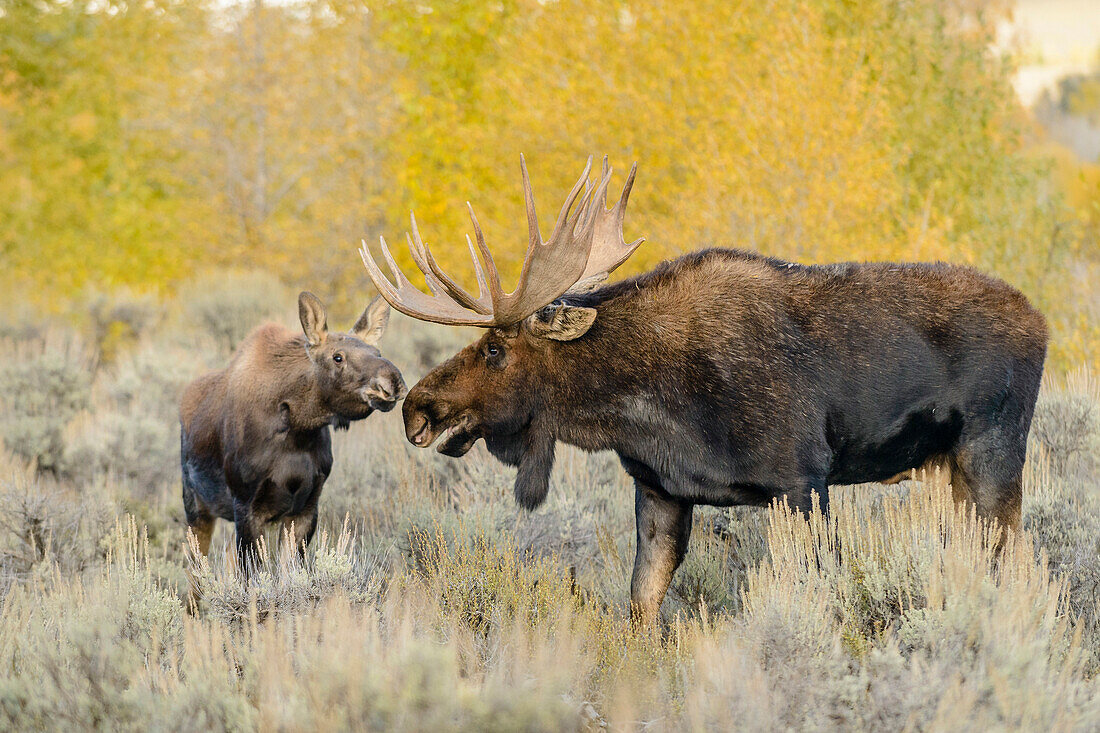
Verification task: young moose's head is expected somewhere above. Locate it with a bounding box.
[298,292,406,424]
[360,156,641,507]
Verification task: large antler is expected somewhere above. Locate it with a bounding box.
[360,156,643,327]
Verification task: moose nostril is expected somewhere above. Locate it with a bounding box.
[369,376,401,401]
[406,413,429,444]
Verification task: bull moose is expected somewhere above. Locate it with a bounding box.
[180,292,405,578]
[360,157,1047,624]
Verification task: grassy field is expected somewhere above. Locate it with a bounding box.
[1,276,1099,731]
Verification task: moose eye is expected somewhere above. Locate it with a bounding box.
[485,343,505,368]
[333,353,344,364]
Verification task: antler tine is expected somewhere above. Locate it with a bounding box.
[520,154,540,250]
[405,213,430,271]
[546,156,592,245]
[565,178,596,237]
[359,238,402,302]
[620,162,638,215]
[581,162,614,235]
[405,233,445,296]
[615,162,640,243]
[359,237,495,326]
[580,160,645,281]
[378,234,411,288]
[466,201,504,303]
[465,234,489,299]
[409,212,492,315]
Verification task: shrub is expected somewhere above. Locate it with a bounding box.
[84,288,162,364]
[63,408,178,491]
[1024,467,1100,671]
[404,521,584,637]
[722,479,1100,731]
[0,521,189,731]
[178,270,290,356]
[60,337,205,492]
[1031,368,1100,478]
[0,454,112,593]
[188,592,590,733]
[0,333,93,473]
[189,519,383,624]
[103,339,206,420]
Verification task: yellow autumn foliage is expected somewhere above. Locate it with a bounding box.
[0,0,1095,368]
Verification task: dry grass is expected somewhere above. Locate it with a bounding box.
[0,286,1098,731]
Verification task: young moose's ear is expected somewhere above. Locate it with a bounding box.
[526,303,597,341]
[298,291,328,348]
[351,295,390,346]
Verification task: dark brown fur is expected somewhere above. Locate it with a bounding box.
[180,293,404,589]
[402,248,1048,623]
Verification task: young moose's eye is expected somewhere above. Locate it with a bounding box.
[333,353,344,364]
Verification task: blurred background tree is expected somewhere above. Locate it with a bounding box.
[0,0,207,295]
[1,0,1096,368]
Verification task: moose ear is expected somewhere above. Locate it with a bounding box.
[298,291,328,348]
[351,295,390,346]
[526,303,597,341]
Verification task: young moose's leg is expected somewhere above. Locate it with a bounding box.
[282,507,319,560]
[184,514,215,611]
[233,499,266,573]
[182,477,215,556]
[187,516,215,557]
[631,482,694,626]
[182,478,216,609]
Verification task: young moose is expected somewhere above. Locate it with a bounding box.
[180,292,405,570]
[361,156,1047,625]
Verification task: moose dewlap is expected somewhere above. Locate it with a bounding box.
[361,156,1048,624]
[179,292,405,599]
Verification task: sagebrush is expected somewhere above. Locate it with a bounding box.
[0,280,1097,731]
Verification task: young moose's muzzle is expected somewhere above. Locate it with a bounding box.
[362,369,406,411]
[361,367,406,412]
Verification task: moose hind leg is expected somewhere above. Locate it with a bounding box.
[782,474,829,518]
[949,359,1040,536]
[950,442,1016,528]
[950,434,1024,533]
[631,482,694,626]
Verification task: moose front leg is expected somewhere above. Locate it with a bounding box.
[631,482,694,626]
